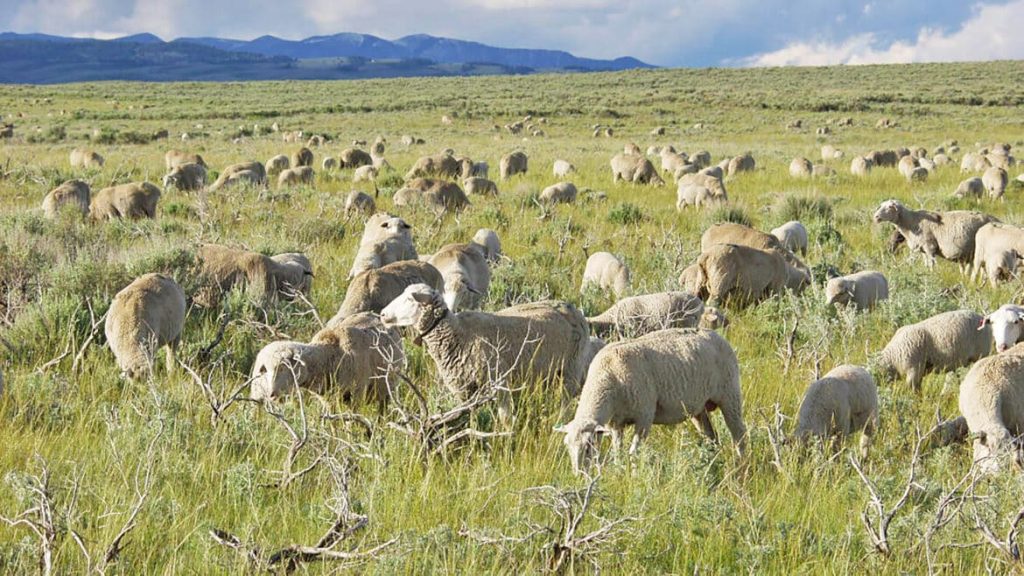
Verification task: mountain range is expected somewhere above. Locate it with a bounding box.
[0,32,653,84]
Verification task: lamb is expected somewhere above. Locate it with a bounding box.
[540,182,578,205]
[406,153,461,180]
[428,243,491,312]
[104,273,186,380]
[825,271,888,310]
[680,244,788,306]
[581,252,630,298]
[500,151,529,180]
[69,148,104,169]
[277,166,315,188]
[850,156,872,176]
[197,244,313,302]
[352,165,378,183]
[770,221,809,256]
[292,147,313,167]
[463,177,499,196]
[164,150,206,170]
[555,328,746,473]
[954,177,985,198]
[471,228,502,263]
[380,284,590,415]
[907,166,929,182]
[328,260,444,325]
[209,161,267,191]
[266,154,290,177]
[789,157,812,178]
[610,154,665,186]
[971,223,1024,286]
[983,166,1009,199]
[794,365,878,458]
[979,304,1024,353]
[162,162,207,191]
[339,148,372,169]
[42,179,90,218]
[250,312,405,410]
[344,190,376,217]
[876,310,992,391]
[393,178,470,215]
[872,199,997,269]
[586,291,704,338]
[90,182,161,220]
[958,342,1024,472]
[553,159,576,178]
[348,213,418,278]
[727,153,755,176]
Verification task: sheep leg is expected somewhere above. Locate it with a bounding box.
[629,422,651,455]
[719,402,747,455]
[165,338,180,375]
[692,412,718,443]
[906,367,922,393]
[859,412,876,460]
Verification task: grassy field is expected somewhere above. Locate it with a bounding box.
[1,61,1024,574]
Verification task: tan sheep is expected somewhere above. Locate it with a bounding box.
[90,182,161,220]
[850,156,872,176]
[795,365,878,458]
[352,165,378,183]
[970,223,1024,286]
[540,182,578,205]
[954,177,985,198]
[463,176,498,196]
[197,244,313,303]
[959,342,1024,473]
[292,147,314,167]
[983,166,1009,199]
[104,273,186,380]
[344,190,376,217]
[553,159,576,178]
[406,153,461,180]
[277,166,315,188]
[393,178,470,215]
[162,162,207,191]
[428,242,491,311]
[471,228,502,263]
[789,157,813,178]
[500,151,529,180]
[266,154,290,177]
[339,148,372,169]
[581,252,630,298]
[329,260,444,325]
[727,153,755,176]
[348,213,418,278]
[825,271,888,310]
[209,161,267,191]
[322,157,338,171]
[42,179,90,219]
[69,147,104,169]
[164,150,206,170]
[680,244,788,307]
[610,153,665,186]
[877,310,992,391]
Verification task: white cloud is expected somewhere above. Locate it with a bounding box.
[742,0,1024,66]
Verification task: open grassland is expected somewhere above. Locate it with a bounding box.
[1,61,1024,573]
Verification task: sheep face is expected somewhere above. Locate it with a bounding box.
[443,275,480,313]
[825,278,852,306]
[162,172,176,189]
[872,200,901,224]
[250,342,310,400]
[972,428,1017,474]
[981,305,1024,353]
[378,216,412,240]
[555,419,602,475]
[380,283,438,328]
[700,307,729,329]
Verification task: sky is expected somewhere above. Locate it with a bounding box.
[2,0,1023,67]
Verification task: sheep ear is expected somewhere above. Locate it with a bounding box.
[411,291,434,304]
[979,317,990,330]
[401,222,411,230]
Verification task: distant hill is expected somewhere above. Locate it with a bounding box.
[0,31,653,84]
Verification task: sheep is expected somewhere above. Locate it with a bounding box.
[266,154,290,177]
[979,304,1024,353]
[428,243,491,312]
[353,165,378,183]
[680,244,788,307]
[727,153,755,176]
[898,155,919,178]
[393,178,470,215]
[165,150,206,170]
[961,152,991,173]
[348,212,418,278]
[500,151,529,180]
[329,260,443,325]
[610,153,665,186]
[954,177,985,198]
[553,159,576,178]
[586,291,704,338]
[42,179,90,219]
[877,310,992,391]
[344,190,376,217]
[971,223,1024,286]
[405,153,461,180]
[623,143,641,156]
[104,273,186,380]
[277,166,314,188]
[322,157,338,171]
[339,148,372,169]
[770,221,808,256]
[678,171,727,198]
[983,166,1009,199]
[700,222,809,278]
[292,147,313,167]
[794,365,878,458]
[197,244,313,302]
[90,182,161,220]
[468,161,488,178]
[379,284,590,417]
[934,153,952,166]
[540,182,578,205]
[660,149,689,174]
[250,312,405,410]
[162,162,207,191]
[959,342,1024,472]
[872,199,997,269]
[690,150,712,169]
[463,177,498,196]
[701,306,729,329]
[676,183,724,209]
[825,271,888,310]
[471,228,502,263]
[69,147,104,169]
[907,166,929,182]
[850,156,872,176]
[581,252,630,299]
[821,145,842,161]
[209,161,267,191]
[555,328,746,473]
[789,157,812,178]
[270,252,314,296]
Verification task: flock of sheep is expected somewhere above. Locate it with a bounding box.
[26,130,1024,477]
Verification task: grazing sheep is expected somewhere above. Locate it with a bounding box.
[979,304,1024,353]
[42,179,90,218]
[825,271,888,310]
[680,244,788,307]
[850,156,872,176]
[250,312,405,410]
[500,151,529,180]
[821,145,842,161]
[90,182,161,220]
[405,153,461,180]
[959,343,1024,472]
[393,178,470,215]
[270,253,314,296]
[555,328,746,473]
[553,159,576,178]
[610,154,665,186]
[690,151,712,169]
[329,260,443,325]
[339,148,372,169]
[789,157,813,178]
[165,150,206,170]
[428,243,491,312]
[701,306,729,329]
[700,222,809,283]
[872,199,997,269]
[277,166,314,188]
[471,228,502,263]
[676,183,725,209]
[104,273,186,380]
[344,190,376,217]
[380,284,590,416]
[69,148,104,169]
[983,166,1009,199]
[770,221,809,256]
[954,177,985,198]
[660,149,689,174]
[907,166,929,182]
[292,147,313,167]
[209,161,267,191]
[581,252,630,298]
[898,155,919,179]
[794,365,878,458]
[463,177,498,196]
[197,244,313,302]
[467,161,488,178]
[877,310,992,391]
[348,213,418,278]
[961,152,991,173]
[934,153,952,166]
[727,154,755,176]
[540,182,578,205]
[162,162,207,192]
[352,165,378,183]
[266,154,290,177]
[678,171,727,200]
[587,291,704,338]
[322,157,338,171]
[971,223,1024,286]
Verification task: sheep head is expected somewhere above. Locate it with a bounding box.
[872,200,902,224]
[980,305,1024,353]
[250,341,312,400]
[380,283,446,330]
[825,278,853,306]
[554,418,610,475]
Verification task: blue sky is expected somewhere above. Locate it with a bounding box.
[2,0,1022,66]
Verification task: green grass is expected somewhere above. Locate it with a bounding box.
[1,61,1024,573]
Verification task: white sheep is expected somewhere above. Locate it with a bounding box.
[353,165,378,183]
[983,166,1009,199]
[42,179,90,219]
[471,228,502,263]
[344,190,376,217]
[789,157,812,178]
[954,177,985,198]
[540,182,578,205]
[872,199,997,270]
[553,159,576,178]
[104,273,186,380]
[770,221,808,256]
[959,342,1024,473]
[825,271,888,310]
[979,304,1024,353]
[555,328,746,473]
[428,242,491,312]
[266,154,290,177]
[348,213,418,278]
[277,166,314,188]
[463,177,499,196]
[971,223,1024,286]
[162,162,207,192]
[581,252,630,299]
[500,151,528,180]
[586,291,704,338]
[850,156,872,176]
[794,365,878,458]
[877,310,992,391]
